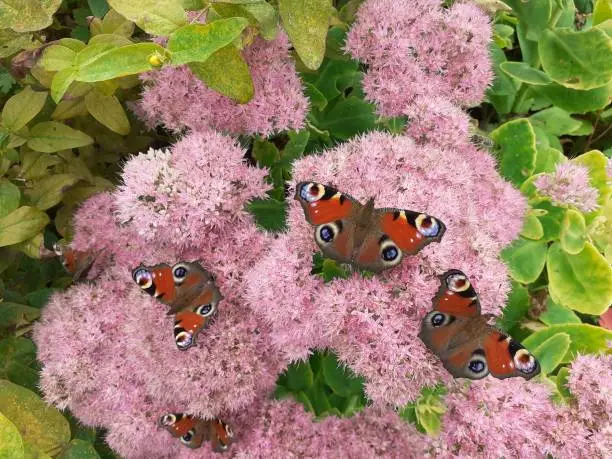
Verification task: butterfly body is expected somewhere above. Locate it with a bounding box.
[132,262,222,350]
[419,270,540,380]
[294,182,446,273]
[159,413,234,452]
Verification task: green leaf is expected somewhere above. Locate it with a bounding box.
[490,119,536,186]
[28,122,93,153]
[501,237,547,283]
[107,0,186,35]
[539,27,612,90]
[498,281,530,331]
[25,174,81,211]
[316,97,376,140]
[1,87,47,132]
[532,332,571,374]
[245,198,287,232]
[500,62,552,85]
[523,324,612,363]
[0,337,39,391]
[572,150,611,208]
[40,45,76,72]
[0,0,62,32]
[560,209,586,254]
[0,29,34,58]
[533,83,611,114]
[0,207,49,247]
[75,43,165,82]
[99,9,135,37]
[501,0,551,40]
[252,138,280,167]
[0,411,23,458]
[211,1,278,41]
[547,242,612,314]
[285,361,314,391]
[0,380,70,456]
[520,214,544,240]
[50,69,77,103]
[279,0,333,70]
[321,258,350,282]
[570,119,594,136]
[529,107,582,136]
[533,147,566,174]
[594,0,612,25]
[84,90,130,135]
[321,353,364,397]
[301,59,360,102]
[533,199,567,241]
[540,297,581,325]
[58,439,100,459]
[88,0,109,17]
[188,45,253,103]
[0,179,20,219]
[0,303,41,331]
[167,19,249,66]
[57,38,86,53]
[555,366,572,402]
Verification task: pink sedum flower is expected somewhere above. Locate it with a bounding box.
[345,0,493,118]
[115,130,269,251]
[436,378,598,458]
[137,32,308,136]
[567,354,612,429]
[33,131,284,456]
[245,132,526,407]
[534,162,600,213]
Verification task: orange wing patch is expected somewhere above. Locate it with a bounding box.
[434,290,479,317]
[380,212,423,253]
[306,196,353,225]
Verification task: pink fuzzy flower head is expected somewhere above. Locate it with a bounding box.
[567,353,612,429]
[114,130,269,251]
[436,378,598,458]
[345,0,493,118]
[33,130,285,456]
[245,132,526,407]
[534,162,600,213]
[137,31,308,136]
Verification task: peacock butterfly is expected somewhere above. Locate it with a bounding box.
[132,261,222,351]
[419,270,540,380]
[53,242,96,281]
[159,413,234,452]
[294,182,446,273]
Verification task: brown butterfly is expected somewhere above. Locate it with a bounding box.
[53,242,96,281]
[159,413,234,452]
[419,270,540,380]
[132,262,222,350]
[294,182,446,273]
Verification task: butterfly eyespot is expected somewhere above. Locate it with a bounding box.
[225,424,234,438]
[175,331,193,350]
[195,303,215,317]
[172,263,189,284]
[431,313,445,327]
[379,239,402,266]
[315,222,341,245]
[52,243,63,256]
[466,352,489,379]
[299,182,325,202]
[415,214,441,237]
[180,429,195,444]
[446,273,470,292]
[514,349,538,374]
[424,311,452,328]
[160,414,176,426]
[133,268,153,290]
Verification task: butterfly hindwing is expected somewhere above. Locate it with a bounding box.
[53,243,96,281]
[209,419,234,453]
[420,270,540,380]
[159,414,233,452]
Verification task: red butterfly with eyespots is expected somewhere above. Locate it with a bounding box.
[132,261,222,351]
[53,242,96,281]
[159,413,234,452]
[294,182,446,273]
[419,270,540,380]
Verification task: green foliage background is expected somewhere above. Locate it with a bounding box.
[0,0,611,456]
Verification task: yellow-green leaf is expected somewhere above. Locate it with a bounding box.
[1,87,47,132]
[107,0,186,35]
[25,174,81,211]
[520,214,544,240]
[75,43,165,82]
[594,0,612,26]
[0,380,70,456]
[0,411,24,458]
[50,68,77,103]
[547,242,612,314]
[501,237,547,283]
[84,90,130,134]
[560,209,586,254]
[27,122,93,153]
[57,439,100,459]
[40,45,76,72]
[100,8,135,37]
[532,333,571,374]
[0,0,62,33]
[13,232,44,258]
[572,150,611,208]
[0,29,35,58]
[167,19,249,66]
[279,0,332,70]
[51,99,88,120]
[188,45,253,103]
[0,179,21,219]
[0,206,49,247]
